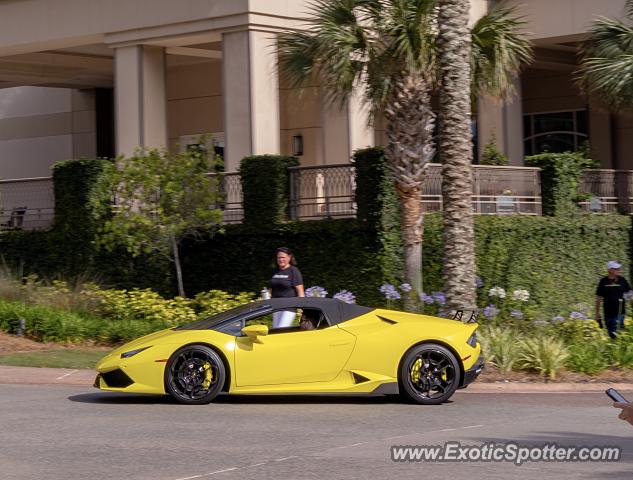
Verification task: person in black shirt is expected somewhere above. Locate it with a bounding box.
[270,247,304,328]
[595,260,631,339]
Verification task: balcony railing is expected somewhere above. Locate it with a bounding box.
[579,169,633,213]
[288,165,356,220]
[421,164,542,215]
[0,177,54,230]
[7,166,633,231]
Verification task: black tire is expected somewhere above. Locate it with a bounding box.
[399,344,461,405]
[165,345,226,405]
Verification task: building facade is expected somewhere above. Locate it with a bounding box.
[0,0,630,180]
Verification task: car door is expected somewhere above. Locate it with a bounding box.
[234,324,356,387]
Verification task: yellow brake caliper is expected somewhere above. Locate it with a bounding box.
[410,358,422,384]
[202,362,213,389]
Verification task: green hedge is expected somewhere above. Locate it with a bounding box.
[421,214,631,319]
[525,152,593,216]
[353,147,403,284]
[239,155,299,229]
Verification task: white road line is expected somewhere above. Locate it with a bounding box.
[348,442,368,447]
[174,467,237,480]
[438,428,456,432]
[56,370,78,380]
[249,463,267,467]
[274,456,298,462]
[462,425,484,429]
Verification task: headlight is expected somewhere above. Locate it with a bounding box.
[467,332,477,348]
[120,346,151,359]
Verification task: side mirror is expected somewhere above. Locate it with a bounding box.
[241,324,269,340]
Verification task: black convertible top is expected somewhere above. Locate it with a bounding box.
[176,297,374,330]
[252,297,374,325]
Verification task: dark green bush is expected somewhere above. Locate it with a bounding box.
[353,147,403,284]
[239,155,299,229]
[525,152,593,216]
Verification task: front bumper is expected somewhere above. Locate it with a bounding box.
[460,353,484,388]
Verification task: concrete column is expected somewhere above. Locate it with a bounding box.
[223,30,280,172]
[477,77,524,165]
[114,45,167,156]
[348,87,374,156]
[320,86,374,164]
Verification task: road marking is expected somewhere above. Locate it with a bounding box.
[438,428,456,432]
[462,425,484,429]
[274,456,297,462]
[56,370,78,380]
[174,467,237,480]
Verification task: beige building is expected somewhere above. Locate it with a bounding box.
[0,0,630,180]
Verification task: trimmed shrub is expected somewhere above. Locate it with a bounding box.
[518,336,569,380]
[525,152,593,216]
[239,155,299,229]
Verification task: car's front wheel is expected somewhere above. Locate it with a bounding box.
[399,344,461,405]
[165,345,225,405]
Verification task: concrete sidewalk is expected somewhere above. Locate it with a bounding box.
[1,365,632,394]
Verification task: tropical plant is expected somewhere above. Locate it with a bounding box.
[478,325,522,374]
[480,133,508,166]
[278,0,532,310]
[94,149,223,297]
[518,336,569,380]
[577,0,633,110]
[566,341,610,375]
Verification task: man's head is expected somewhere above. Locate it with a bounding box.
[607,260,621,277]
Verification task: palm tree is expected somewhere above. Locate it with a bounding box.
[278,0,532,310]
[437,2,531,310]
[577,0,633,110]
[437,0,476,311]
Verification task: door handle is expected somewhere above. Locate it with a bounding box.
[329,342,351,347]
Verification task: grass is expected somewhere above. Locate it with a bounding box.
[0,348,110,369]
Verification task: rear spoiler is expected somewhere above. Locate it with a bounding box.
[452,309,479,323]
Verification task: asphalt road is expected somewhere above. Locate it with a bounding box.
[1,385,632,480]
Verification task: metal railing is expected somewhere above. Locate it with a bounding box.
[217,173,243,224]
[420,164,542,215]
[288,165,356,220]
[0,177,54,230]
[579,169,633,213]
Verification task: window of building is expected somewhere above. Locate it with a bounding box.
[523,109,588,156]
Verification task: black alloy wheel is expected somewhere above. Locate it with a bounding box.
[165,345,225,405]
[399,344,461,405]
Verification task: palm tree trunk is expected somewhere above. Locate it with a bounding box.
[384,75,436,311]
[438,0,477,312]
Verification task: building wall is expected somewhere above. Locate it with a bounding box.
[0,86,95,178]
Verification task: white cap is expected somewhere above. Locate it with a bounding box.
[607,260,622,270]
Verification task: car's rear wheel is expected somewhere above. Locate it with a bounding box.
[399,344,461,405]
[165,345,225,405]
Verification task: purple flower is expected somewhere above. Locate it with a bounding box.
[380,283,401,301]
[418,292,435,304]
[432,292,446,306]
[551,316,565,323]
[305,286,328,298]
[333,290,356,304]
[399,283,412,293]
[483,304,499,320]
[570,311,587,320]
[510,309,524,319]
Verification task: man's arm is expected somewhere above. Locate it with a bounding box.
[595,295,603,328]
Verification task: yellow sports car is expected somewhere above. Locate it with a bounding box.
[95,297,483,405]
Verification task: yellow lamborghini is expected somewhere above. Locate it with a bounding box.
[95,297,483,405]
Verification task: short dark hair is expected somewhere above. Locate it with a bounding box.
[275,246,297,266]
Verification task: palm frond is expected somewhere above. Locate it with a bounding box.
[627,0,633,21]
[277,0,438,111]
[470,4,533,98]
[577,16,633,110]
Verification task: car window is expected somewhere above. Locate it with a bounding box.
[214,308,330,337]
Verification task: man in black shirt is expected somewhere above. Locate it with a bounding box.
[595,261,631,339]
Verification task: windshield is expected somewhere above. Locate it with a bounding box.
[175,301,270,330]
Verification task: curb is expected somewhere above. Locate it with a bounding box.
[0,365,632,394]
